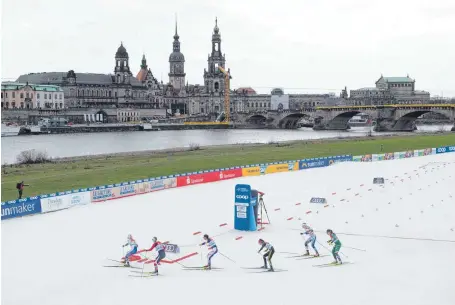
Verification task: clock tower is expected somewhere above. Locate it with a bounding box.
[168,19,185,91]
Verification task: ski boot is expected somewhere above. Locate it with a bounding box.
[268,266,275,272]
[313,252,320,257]
[124,261,130,267]
[203,265,211,270]
[330,261,338,265]
[303,250,310,256]
[261,265,268,269]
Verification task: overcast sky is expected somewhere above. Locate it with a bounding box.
[1,0,455,96]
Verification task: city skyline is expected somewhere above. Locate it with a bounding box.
[1,0,455,96]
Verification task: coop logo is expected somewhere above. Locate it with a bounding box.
[236,195,249,200]
[260,165,266,174]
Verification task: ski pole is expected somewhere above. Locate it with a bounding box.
[219,252,236,264]
[317,240,349,258]
[343,246,367,252]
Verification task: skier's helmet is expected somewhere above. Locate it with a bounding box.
[127,234,132,239]
[152,236,157,242]
[203,234,209,240]
[301,222,307,228]
[258,239,264,245]
[326,229,333,234]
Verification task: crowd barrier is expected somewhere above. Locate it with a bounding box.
[2,145,454,221]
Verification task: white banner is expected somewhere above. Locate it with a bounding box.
[40,191,91,213]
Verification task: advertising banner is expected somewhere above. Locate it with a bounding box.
[241,166,261,177]
[423,148,432,156]
[234,184,256,231]
[436,145,455,154]
[176,172,220,187]
[41,191,91,213]
[299,158,329,170]
[136,181,151,194]
[1,197,42,220]
[414,149,424,157]
[219,168,243,181]
[404,150,414,158]
[361,155,372,162]
[328,155,353,165]
[91,187,115,202]
[266,163,290,174]
[352,156,362,162]
[372,154,379,162]
[384,153,394,160]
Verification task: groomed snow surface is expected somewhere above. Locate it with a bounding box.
[2,153,455,305]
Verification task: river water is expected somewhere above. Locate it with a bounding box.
[1,125,452,164]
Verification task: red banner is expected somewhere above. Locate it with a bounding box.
[177,172,220,187]
[219,168,242,181]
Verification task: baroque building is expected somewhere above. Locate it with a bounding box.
[349,75,430,105]
[12,18,343,122]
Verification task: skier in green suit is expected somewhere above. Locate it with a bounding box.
[326,229,342,264]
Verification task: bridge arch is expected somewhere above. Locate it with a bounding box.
[246,114,267,126]
[278,113,312,129]
[394,109,451,131]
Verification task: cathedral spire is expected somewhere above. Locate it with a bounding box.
[141,54,147,69]
[174,14,179,40]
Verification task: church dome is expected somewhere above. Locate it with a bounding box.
[116,43,128,58]
[169,51,185,62]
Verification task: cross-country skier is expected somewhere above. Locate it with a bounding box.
[121,234,138,267]
[326,229,342,264]
[300,222,319,257]
[145,237,166,274]
[258,239,274,271]
[199,234,217,270]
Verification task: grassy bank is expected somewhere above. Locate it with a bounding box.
[2,134,454,201]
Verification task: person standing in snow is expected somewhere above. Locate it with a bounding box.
[300,222,319,257]
[326,229,342,264]
[121,234,138,267]
[258,239,275,271]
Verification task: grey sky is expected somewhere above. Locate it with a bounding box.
[1,0,455,96]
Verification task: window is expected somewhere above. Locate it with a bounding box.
[12,102,16,108]
[117,60,120,66]
[60,103,63,108]
[37,102,40,108]
[268,103,271,107]
[109,91,112,97]
[20,93,24,98]
[115,92,118,98]
[214,43,219,51]
[31,93,34,98]
[44,94,47,99]
[60,94,62,99]
[6,102,9,108]
[26,92,29,98]
[12,92,15,98]
[214,82,219,91]
[20,102,24,108]
[255,102,258,107]
[1,92,3,98]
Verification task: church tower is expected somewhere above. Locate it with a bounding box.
[168,19,186,91]
[114,42,132,84]
[204,18,227,95]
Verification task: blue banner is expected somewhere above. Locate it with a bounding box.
[234,184,256,231]
[1,197,42,220]
[299,158,329,170]
[436,145,455,154]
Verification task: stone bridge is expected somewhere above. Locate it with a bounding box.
[235,104,455,131]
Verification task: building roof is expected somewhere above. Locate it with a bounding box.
[116,43,128,58]
[354,87,380,91]
[16,72,144,87]
[376,76,414,84]
[1,82,63,92]
[136,69,147,82]
[236,87,257,95]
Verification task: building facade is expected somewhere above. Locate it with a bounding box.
[1,82,65,109]
[349,75,430,105]
[12,18,343,122]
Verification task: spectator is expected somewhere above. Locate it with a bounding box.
[16,181,29,199]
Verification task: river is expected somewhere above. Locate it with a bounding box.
[1,125,452,164]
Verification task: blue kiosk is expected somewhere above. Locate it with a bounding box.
[234,184,258,231]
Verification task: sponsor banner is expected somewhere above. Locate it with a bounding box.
[1,196,42,220]
[266,163,291,174]
[219,168,243,181]
[235,184,251,207]
[242,166,261,177]
[361,155,372,162]
[384,153,394,160]
[299,158,329,170]
[394,152,406,159]
[372,154,385,162]
[423,148,433,156]
[177,172,220,187]
[404,150,414,158]
[41,191,91,213]
[329,155,352,165]
[148,178,177,192]
[91,188,115,202]
[432,148,437,155]
[414,149,424,157]
[436,145,455,154]
[136,181,151,194]
[352,156,362,162]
